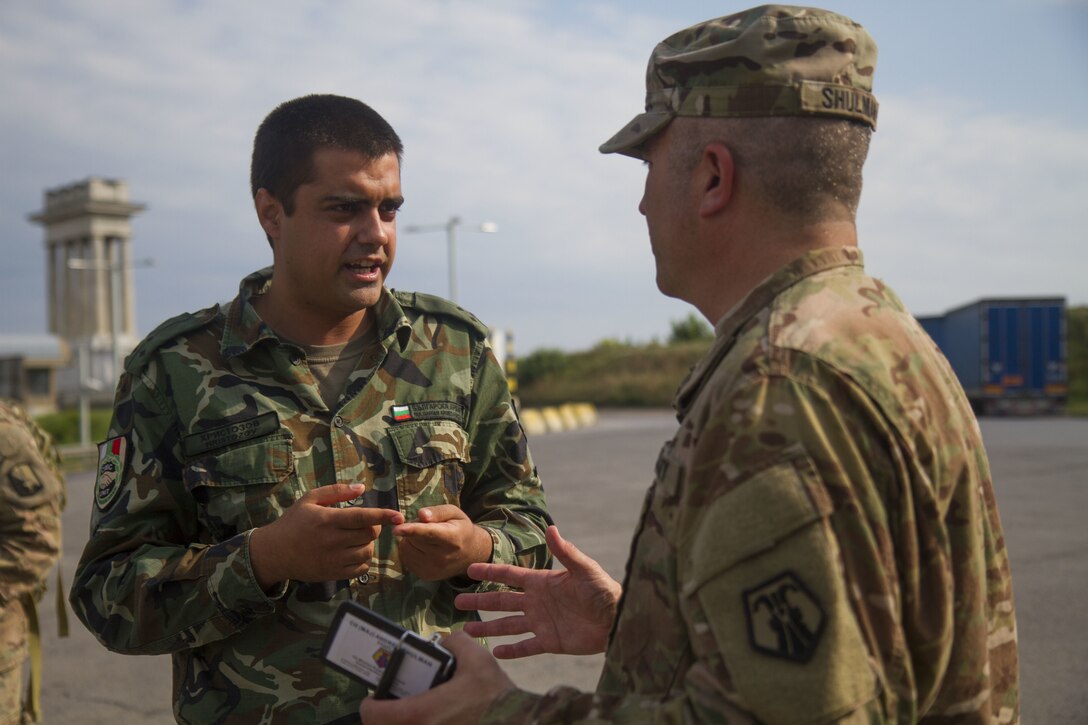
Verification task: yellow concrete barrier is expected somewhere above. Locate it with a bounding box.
[519,403,599,435]
[540,406,566,432]
[573,402,598,427]
[558,404,579,430]
[520,408,547,436]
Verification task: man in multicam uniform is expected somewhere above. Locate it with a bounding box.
[0,400,64,725]
[362,5,1019,724]
[69,94,552,724]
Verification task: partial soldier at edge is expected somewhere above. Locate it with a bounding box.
[0,400,65,725]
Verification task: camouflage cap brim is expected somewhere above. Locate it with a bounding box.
[600,5,879,157]
[599,111,673,158]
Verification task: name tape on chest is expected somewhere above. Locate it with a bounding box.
[181,412,280,458]
[390,401,466,426]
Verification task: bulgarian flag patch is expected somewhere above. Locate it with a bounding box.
[391,404,413,422]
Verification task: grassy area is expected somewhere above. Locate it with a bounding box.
[1066,399,1088,416]
[518,307,1088,414]
[35,408,112,447]
[518,339,712,408]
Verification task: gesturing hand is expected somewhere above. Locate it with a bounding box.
[455,525,621,658]
[392,505,494,581]
[250,483,403,590]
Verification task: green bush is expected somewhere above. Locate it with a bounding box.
[518,338,711,408]
[668,313,713,343]
[35,408,113,446]
[518,348,570,388]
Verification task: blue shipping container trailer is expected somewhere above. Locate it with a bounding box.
[917,298,1067,415]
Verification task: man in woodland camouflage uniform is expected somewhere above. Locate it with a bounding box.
[70,94,552,724]
[0,400,64,724]
[362,6,1019,723]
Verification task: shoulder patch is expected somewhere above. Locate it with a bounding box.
[391,290,489,338]
[744,570,825,662]
[95,436,129,511]
[124,304,220,374]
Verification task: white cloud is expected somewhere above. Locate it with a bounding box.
[1,1,1085,356]
[862,94,1088,316]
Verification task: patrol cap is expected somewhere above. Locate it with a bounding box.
[600,5,878,158]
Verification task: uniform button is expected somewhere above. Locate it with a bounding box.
[333,415,344,427]
[356,573,370,584]
[291,354,302,365]
[414,446,424,454]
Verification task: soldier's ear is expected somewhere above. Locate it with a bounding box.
[697,142,734,218]
[255,189,283,242]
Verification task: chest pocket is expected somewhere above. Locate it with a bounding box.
[183,434,298,541]
[388,421,469,514]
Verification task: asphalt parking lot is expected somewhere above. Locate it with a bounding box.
[33,410,1088,723]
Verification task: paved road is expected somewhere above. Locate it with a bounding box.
[34,411,1088,722]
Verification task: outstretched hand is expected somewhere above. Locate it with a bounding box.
[455,525,621,658]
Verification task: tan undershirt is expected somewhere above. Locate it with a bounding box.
[294,332,374,410]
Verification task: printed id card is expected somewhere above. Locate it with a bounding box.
[321,601,456,699]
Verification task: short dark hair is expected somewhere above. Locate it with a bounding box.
[250,94,403,215]
[673,116,872,222]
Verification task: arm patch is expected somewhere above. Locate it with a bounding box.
[684,457,879,723]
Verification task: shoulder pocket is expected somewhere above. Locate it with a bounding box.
[682,456,878,724]
[687,456,832,587]
[0,422,63,510]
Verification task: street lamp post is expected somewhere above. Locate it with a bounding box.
[403,216,497,303]
[67,256,153,447]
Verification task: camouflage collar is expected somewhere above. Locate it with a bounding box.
[674,246,865,419]
[220,268,277,358]
[372,288,414,350]
[220,268,412,359]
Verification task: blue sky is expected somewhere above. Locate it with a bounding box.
[2,0,1086,354]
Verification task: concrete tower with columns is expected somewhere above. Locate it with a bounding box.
[29,178,145,405]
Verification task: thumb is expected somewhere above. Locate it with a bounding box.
[305,482,365,507]
[546,525,597,574]
[415,504,466,524]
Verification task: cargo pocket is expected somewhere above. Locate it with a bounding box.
[682,456,879,723]
[388,421,469,513]
[184,434,297,540]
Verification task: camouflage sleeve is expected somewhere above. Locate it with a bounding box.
[70,365,284,655]
[676,370,935,722]
[674,376,885,721]
[458,339,552,574]
[483,373,899,723]
[0,418,63,605]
